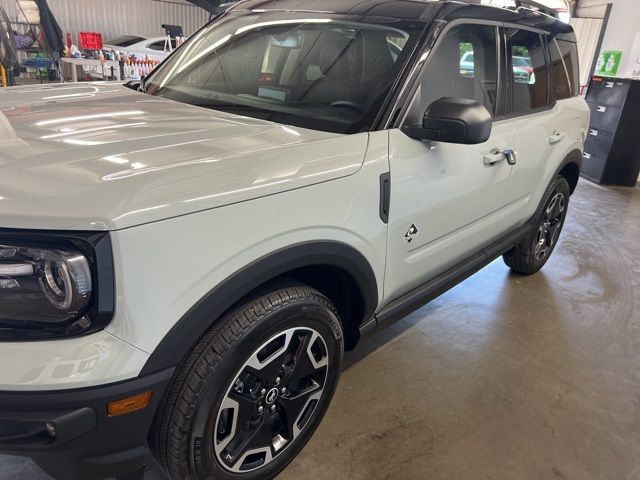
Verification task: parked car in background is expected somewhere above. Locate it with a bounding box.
[104,34,176,60]
[460,50,531,82]
[460,50,475,76]
[513,54,534,74]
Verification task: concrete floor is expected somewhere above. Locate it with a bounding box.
[2,179,639,480]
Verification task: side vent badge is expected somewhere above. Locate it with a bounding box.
[404,224,419,243]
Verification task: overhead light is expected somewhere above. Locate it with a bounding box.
[235,18,332,35]
[63,138,104,146]
[103,155,129,164]
[35,111,145,127]
[281,126,301,136]
[41,122,146,139]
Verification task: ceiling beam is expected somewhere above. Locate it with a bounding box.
[185,0,224,14]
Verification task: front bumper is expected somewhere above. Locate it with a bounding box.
[0,331,151,392]
[0,367,174,480]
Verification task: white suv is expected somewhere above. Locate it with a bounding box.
[0,1,588,479]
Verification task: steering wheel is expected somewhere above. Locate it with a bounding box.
[330,100,364,112]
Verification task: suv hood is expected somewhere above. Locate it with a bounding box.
[0,83,367,230]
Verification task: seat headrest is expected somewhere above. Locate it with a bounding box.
[318,32,353,79]
[360,30,395,82]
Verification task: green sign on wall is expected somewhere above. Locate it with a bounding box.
[596,50,624,77]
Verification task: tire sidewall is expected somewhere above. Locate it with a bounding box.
[186,300,344,480]
[527,176,571,270]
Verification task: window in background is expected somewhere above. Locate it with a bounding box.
[148,39,177,51]
[107,35,146,48]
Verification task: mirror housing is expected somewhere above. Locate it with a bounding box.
[403,97,492,145]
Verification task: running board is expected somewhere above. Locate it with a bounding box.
[360,223,531,340]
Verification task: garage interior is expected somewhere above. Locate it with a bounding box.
[0,0,639,479]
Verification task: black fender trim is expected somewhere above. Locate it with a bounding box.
[558,148,583,170]
[556,148,583,194]
[140,242,379,376]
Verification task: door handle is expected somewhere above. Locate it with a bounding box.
[548,131,567,145]
[484,148,517,166]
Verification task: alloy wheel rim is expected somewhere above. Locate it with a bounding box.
[534,192,566,261]
[214,327,329,473]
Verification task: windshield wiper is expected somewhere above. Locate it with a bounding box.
[194,103,269,115]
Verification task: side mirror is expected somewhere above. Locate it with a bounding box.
[403,97,492,145]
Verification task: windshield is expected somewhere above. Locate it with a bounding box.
[107,35,146,47]
[513,56,532,67]
[145,12,425,134]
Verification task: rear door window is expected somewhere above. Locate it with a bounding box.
[507,29,550,113]
[550,38,572,100]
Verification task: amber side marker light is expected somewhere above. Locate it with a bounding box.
[107,390,153,417]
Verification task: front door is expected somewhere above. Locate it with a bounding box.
[384,23,515,303]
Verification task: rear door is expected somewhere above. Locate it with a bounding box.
[384,22,515,303]
[499,28,568,231]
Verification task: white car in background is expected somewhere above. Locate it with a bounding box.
[104,35,176,60]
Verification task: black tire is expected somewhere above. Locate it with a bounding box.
[150,280,344,480]
[503,175,571,275]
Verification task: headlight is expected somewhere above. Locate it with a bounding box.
[0,232,114,340]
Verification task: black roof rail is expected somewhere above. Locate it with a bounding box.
[511,0,560,18]
[445,0,561,19]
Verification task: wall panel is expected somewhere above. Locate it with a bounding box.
[1,0,209,40]
[571,16,604,87]
[575,0,612,19]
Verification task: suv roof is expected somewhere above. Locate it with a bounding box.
[231,0,574,36]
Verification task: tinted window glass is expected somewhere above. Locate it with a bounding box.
[145,13,424,134]
[509,29,549,113]
[388,35,408,62]
[106,35,146,47]
[148,39,177,51]
[550,39,571,100]
[148,41,165,51]
[556,39,580,96]
[419,24,498,116]
[459,43,474,77]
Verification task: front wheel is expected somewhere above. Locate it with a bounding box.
[503,175,570,275]
[150,281,344,480]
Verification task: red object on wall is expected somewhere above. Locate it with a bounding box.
[79,32,103,50]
